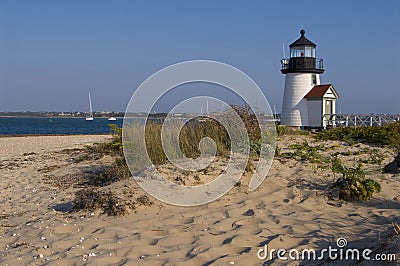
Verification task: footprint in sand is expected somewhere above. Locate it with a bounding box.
[183,217,195,224]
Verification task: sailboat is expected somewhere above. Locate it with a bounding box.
[85,92,94,121]
[108,117,117,121]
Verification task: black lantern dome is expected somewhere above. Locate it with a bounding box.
[281,29,324,74]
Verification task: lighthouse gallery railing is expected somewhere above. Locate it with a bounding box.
[281,58,324,71]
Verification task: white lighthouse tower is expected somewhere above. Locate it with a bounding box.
[280,29,325,127]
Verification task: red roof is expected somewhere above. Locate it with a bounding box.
[304,84,338,99]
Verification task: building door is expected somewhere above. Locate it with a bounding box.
[325,100,333,115]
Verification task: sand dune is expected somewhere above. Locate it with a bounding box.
[0,135,399,265]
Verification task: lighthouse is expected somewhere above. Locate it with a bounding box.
[280,29,338,128]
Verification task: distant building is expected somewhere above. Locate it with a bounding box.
[59,112,72,116]
[280,30,339,128]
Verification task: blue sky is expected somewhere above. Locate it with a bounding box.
[0,1,399,113]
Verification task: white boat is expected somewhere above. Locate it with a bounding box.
[108,117,117,121]
[86,92,94,121]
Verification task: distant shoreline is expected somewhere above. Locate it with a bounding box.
[0,133,111,138]
[0,116,124,118]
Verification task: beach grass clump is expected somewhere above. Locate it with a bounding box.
[126,114,235,168]
[331,159,381,201]
[231,105,261,142]
[140,118,232,166]
[125,106,266,172]
[84,124,124,157]
[276,125,309,136]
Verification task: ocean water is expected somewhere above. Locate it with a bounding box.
[0,117,123,135]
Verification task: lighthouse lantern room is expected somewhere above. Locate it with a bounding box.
[280,29,338,128]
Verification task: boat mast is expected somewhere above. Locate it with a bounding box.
[89,92,93,117]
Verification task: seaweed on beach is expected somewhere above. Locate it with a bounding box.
[73,188,153,216]
[73,188,129,216]
[88,157,131,187]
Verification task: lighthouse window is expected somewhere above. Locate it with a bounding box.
[290,47,306,57]
[305,47,315,57]
[305,47,311,57]
[290,48,296,57]
[312,74,317,85]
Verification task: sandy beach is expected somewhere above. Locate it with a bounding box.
[0,134,399,265]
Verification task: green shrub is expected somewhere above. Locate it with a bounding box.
[360,149,386,165]
[331,159,381,201]
[278,141,329,164]
[249,139,261,156]
[316,122,400,149]
[276,125,286,136]
[275,144,281,157]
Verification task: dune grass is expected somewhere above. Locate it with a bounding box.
[74,107,267,214]
[123,106,264,173]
